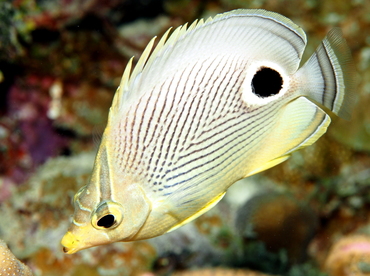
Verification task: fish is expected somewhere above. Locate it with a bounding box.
[61,9,354,254]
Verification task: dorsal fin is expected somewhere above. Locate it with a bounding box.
[109,19,204,115]
[110,57,133,117]
[130,37,157,87]
[110,9,307,116]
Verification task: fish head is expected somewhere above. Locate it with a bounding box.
[61,184,151,254]
[61,197,122,254]
[61,144,152,254]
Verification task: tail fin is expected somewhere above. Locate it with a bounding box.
[296,28,355,120]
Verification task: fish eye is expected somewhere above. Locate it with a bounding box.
[97,214,116,228]
[251,67,283,98]
[92,201,124,230]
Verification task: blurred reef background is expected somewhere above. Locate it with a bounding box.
[0,0,370,275]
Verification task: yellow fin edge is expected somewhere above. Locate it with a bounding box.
[245,155,290,178]
[166,191,226,233]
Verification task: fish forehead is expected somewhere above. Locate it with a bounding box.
[110,54,291,197]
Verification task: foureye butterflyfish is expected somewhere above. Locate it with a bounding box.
[61,9,354,254]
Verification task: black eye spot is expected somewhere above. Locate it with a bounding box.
[252,67,283,98]
[97,214,115,228]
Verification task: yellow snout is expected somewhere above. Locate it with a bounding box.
[61,231,81,254]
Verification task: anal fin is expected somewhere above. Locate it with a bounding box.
[281,97,331,154]
[245,155,290,177]
[245,97,331,177]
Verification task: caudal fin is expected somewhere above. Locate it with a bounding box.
[297,28,355,120]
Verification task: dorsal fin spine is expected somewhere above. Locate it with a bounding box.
[109,57,134,118]
[148,27,172,64]
[129,36,157,86]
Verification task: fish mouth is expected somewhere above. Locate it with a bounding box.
[61,231,81,254]
[62,246,80,254]
[62,246,75,254]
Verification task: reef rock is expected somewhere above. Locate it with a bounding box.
[0,239,33,276]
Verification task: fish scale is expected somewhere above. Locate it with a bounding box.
[61,9,355,254]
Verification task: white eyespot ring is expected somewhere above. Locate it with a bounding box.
[241,60,290,107]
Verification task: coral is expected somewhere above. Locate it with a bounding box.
[0,0,171,189]
[163,0,205,22]
[52,81,113,137]
[0,75,70,189]
[150,218,234,274]
[324,235,370,276]
[171,268,274,276]
[0,1,30,60]
[236,190,318,265]
[0,239,33,276]
[117,15,173,59]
